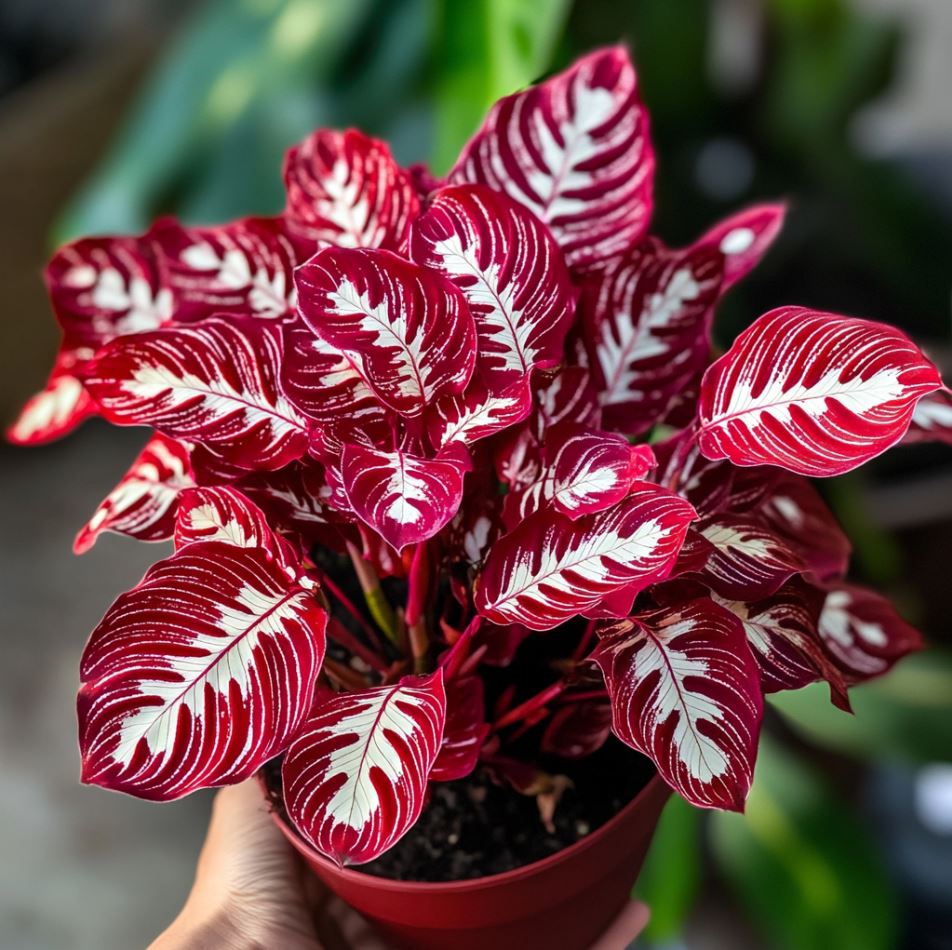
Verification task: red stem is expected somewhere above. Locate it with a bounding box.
[317,568,387,653]
[326,617,388,675]
[556,688,609,705]
[323,657,370,691]
[572,618,597,661]
[405,543,430,628]
[493,681,566,731]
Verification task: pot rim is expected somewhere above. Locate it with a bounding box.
[267,770,668,894]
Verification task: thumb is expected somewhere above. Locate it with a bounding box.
[591,900,651,950]
[193,780,306,902]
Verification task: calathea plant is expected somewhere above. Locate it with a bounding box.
[11,46,951,867]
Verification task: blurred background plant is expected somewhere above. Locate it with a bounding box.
[1,1,949,947]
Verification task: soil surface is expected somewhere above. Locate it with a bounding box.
[265,739,654,882]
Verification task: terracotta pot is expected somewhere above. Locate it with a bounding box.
[269,773,670,950]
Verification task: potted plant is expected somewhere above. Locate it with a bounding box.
[11,45,950,950]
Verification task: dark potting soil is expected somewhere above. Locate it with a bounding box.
[265,740,654,883]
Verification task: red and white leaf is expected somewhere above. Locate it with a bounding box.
[549,427,656,519]
[281,322,385,426]
[651,431,737,519]
[7,358,97,445]
[450,46,653,271]
[153,216,306,321]
[761,474,851,581]
[712,583,848,706]
[78,541,327,801]
[593,598,762,810]
[75,434,193,553]
[904,388,952,445]
[583,240,722,433]
[235,462,341,539]
[83,317,309,471]
[340,443,471,552]
[693,203,786,291]
[295,247,476,417]
[431,676,488,781]
[695,516,804,600]
[541,701,613,759]
[46,231,174,350]
[536,365,602,432]
[282,672,446,866]
[698,307,943,476]
[494,422,542,495]
[283,128,419,250]
[410,184,575,390]
[426,377,532,452]
[818,583,923,683]
[174,485,299,572]
[506,427,655,524]
[476,485,695,630]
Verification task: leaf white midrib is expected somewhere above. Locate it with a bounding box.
[643,627,723,782]
[705,374,920,430]
[127,364,306,433]
[490,518,656,608]
[329,286,427,407]
[118,584,304,754]
[340,689,402,835]
[438,244,531,377]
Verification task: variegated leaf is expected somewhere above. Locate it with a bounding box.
[174,485,299,571]
[295,247,476,417]
[235,461,342,540]
[283,128,419,250]
[46,230,173,350]
[506,426,655,524]
[712,583,848,707]
[410,184,574,390]
[536,365,602,432]
[698,307,943,476]
[340,442,471,552]
[78,541,327,801]
[818,583,923,683]
[282,673,446,865]
[75,434,193,553]
[693,203,786,290]
[651,430,737,519]
[7,356,97,445]
[83,317,309,471]
[593,598,762,810]
[476,485,695,630]
[449,46,653,271]
[549,427,656,519]
[281,322,384,426]
[761,474,851,581]
[153,216,306,321]
[904,388,952,445]
[696,516,804,600]
[583,239,722,434]
[426,377,532,452]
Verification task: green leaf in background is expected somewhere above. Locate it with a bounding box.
[53,0,431,240]
[710,735,898,950]
[770,650,952,765]
[429,0,571,175]
[633,794,703,945]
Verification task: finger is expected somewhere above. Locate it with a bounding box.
[591,900,651,950]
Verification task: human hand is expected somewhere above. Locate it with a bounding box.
[150,779,648,949]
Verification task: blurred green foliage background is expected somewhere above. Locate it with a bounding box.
[44,1,952,947]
